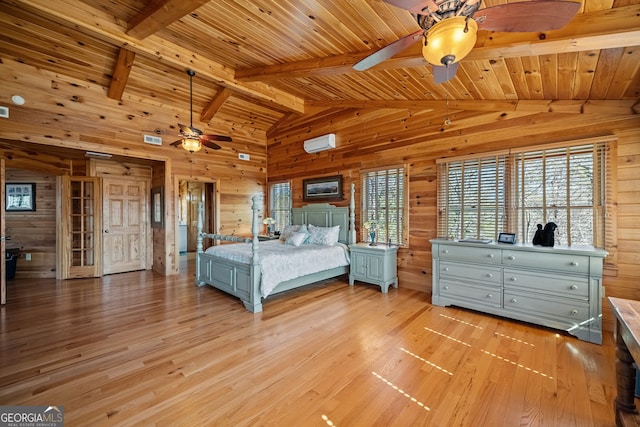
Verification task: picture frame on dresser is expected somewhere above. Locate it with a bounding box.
[498,232,516,244]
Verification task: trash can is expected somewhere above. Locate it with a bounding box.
[5,248,20,280]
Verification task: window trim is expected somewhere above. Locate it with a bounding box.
[360,164,409,246]
[436,136,616,264]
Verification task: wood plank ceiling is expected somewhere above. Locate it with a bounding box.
[0,0,638,148]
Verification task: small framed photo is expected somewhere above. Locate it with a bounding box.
[498,232,516,244]
[303,175,342,202]
[5,183,36,212]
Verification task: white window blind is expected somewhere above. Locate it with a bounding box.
[437,140,612,251]
[362,167,406,245]
[269,181,291,232]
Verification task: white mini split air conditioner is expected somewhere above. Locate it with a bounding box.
[303,133,336,153]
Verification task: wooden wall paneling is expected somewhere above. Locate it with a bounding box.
[5,168,57,279]
[268,104,640,336]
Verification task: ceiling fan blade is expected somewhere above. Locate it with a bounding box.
[433,62,459,84]
[201,140,222,150]
[178,123,203,136]
[475,1,581,32]
[383,0,439,14]
[170,139,183,147]
[354,30,424,71]
[201,134,232,143]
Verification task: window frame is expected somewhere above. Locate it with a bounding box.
[436,137,615,259]
[268,180,291,233]
[361,165,408,246]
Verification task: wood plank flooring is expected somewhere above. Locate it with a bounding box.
[0,256,618,426]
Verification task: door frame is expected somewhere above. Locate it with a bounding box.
[174,174,219,273]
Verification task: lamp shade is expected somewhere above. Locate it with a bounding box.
[422,16,478,66]
[181,138,202,153]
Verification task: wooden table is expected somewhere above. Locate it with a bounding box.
[609,297,640,426]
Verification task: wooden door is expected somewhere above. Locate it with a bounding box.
[187,182,203,252]
[103,178,147,274]
[57,176,102,279]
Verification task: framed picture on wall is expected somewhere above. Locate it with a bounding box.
[151,186,164,228]
[5,183,36,212]
[303,175,342,202]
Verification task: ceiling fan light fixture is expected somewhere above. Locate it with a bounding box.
[181,137,202,153]
[422,16,478,66]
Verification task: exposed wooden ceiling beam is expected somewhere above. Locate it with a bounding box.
[201,88,233,123]
[15,0,306,113]
[107,48,136,101]
[235,5,640,82]
[304,99,639,115]
[126,0,210,40]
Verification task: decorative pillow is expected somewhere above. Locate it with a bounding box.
[307,224,340,246]
[285,232,307,247]
[279,224,301,241]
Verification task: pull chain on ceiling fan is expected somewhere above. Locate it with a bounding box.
[170,69,232,153]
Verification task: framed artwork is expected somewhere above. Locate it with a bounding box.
[303,175,342,202]
[151,186,164,228]
[5,183,36,212]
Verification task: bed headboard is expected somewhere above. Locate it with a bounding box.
[292,204,349,243]
[291,183,356,245]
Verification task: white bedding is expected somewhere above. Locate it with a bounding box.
[204,240,350,298]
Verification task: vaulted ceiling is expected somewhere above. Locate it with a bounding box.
[1,0,639,145]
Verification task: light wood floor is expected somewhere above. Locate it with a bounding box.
[0,256,618,426]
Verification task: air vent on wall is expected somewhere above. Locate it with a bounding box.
[0,106,9,118]
[144,134,163,145]
[303,133,336,153]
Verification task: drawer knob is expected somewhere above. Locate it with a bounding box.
[571,309,578,315]
[511,298,517,303]
[508,255,516,261]
[509,277,517,282]
[443,249,449,254]
[570,285,578,290]
[487,294,493,299]
[444,267,449,272]
[486,273,493,278]
[488,254,494,258]
[570,261,579,267]
[443,286,449,290]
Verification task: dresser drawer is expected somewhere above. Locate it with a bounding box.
[440,261,502,286]
[440,280,502,308]
[503,269,589,299]
[437,244,501,264]
[502,250,589,275]
[504,291,590,322]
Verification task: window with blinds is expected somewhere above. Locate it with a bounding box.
[362,167,406,245]
[437,140,613,252]
[269,181,291,232]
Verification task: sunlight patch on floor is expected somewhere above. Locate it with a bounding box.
[480,349,554,380]
[371,372,431,411]
[399,347,454,376]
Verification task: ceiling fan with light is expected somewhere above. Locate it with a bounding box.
[354,0,581,83]
[170,69,232,153]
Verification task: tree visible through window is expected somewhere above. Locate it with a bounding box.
[362,167,406,245]
[437,141,610,248]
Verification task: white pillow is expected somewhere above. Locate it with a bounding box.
[307,224,340,246]
[279,224,300,241]
[285,232,307,247]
